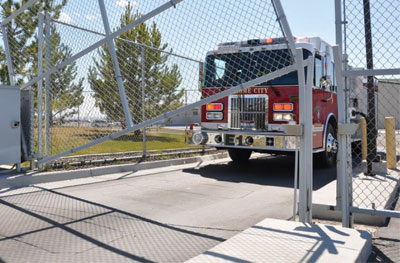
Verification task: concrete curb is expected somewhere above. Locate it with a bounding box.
[0,152,228,189]
[313,169,400,226]
[186,218,372,263]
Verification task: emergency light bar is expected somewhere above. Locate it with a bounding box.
[218,37,292,49]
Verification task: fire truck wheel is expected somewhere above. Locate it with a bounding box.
[316,124,338,168]
[228,149,252,163]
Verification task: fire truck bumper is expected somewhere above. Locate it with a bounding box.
[185,129,299,152]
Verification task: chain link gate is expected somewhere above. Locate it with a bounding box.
[335,0,400,227]
[1,0,317,222]
[0,1,328,261]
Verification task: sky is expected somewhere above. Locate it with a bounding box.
[281,0,336,45]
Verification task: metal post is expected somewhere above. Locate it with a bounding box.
[334,0,343,210]
[333,45,352,228]
[296,48,313,223]
[141,46,147,157]
[44,14,51,159]
[98,0,133,128]
[37,13,44,170]
[78,105,80,128]
[306,57,314,222]
[363,0,378,176]
[184,90,188,126]
[385,117,396,169]
[361,117,367,160]
[335,0,343,49]
[292,136,299,221]
[29,88,35,170]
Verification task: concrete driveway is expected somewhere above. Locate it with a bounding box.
[0,154,336,263]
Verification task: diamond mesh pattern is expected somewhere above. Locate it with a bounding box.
[342,0,400,211]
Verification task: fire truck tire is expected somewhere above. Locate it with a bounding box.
[228,149,252,163]
[316,124,338,168]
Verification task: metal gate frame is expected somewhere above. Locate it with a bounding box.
[334,0,400,227]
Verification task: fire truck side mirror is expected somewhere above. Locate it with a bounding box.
[319,76,331,90]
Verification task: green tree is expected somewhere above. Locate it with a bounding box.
[28,26,84,124]
[88,4,183,127]
[0,0,83,124]
[0,0,65,85]
[0,46,7,84]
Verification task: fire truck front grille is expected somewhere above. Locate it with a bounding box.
[230,95,268,129]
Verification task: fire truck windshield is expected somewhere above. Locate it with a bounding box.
[204,49,311,88]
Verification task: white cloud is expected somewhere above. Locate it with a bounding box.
[116,0,137,7]
[58,12,72,24]
[85,14,97,21]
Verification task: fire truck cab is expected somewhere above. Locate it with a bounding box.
[187,37,342,167]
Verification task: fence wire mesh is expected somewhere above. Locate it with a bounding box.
[1,0,295,164]
[342,0,400,212]
[0,1,300,261]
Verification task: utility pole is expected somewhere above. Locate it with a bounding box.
[363,0,378,176]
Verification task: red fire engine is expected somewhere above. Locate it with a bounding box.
[187,37,358,167]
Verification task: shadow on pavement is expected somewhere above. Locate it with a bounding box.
[0,186,225,262]
[184,155,337,190]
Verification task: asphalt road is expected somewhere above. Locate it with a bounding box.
[0,154,337,263]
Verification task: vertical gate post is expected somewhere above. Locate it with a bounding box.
[273,0,308,222]
[37,13,44,170]
[292,136,299,221]
[98,0,133,129]
[334,0,343,209]
[141,46,147,157]
[333,45,353,228]
[44,14,51,160]
[296,48,313,223]
[306,57,314,221]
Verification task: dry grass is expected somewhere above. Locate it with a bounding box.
[37,126,195,156]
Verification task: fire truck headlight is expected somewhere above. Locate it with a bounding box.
[206,112,223,120]
[273,113,293,121]
[273,113,283,121]
[192,132,208,145]
[282,113,293,121]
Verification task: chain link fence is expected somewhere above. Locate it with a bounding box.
[1,0,296,167]
[0,1,311,261]
[340,0,400,218]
